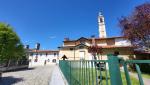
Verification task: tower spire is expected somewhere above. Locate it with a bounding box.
[98,12,107,38]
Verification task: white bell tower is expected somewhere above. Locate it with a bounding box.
[98,12,107,38]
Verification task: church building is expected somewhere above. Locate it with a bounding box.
[58,12,134,60]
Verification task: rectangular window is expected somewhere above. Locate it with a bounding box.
[34,59,38,62]
[54,53,56,56]
[35,56,38,62]
[70,48,74,51]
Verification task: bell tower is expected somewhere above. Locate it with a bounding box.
[98,12,107,38]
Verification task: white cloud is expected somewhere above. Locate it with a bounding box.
[49,36,56,39]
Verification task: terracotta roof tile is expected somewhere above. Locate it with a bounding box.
[59,45,134,49]
[29,50,59,53]
[63,36,126,42]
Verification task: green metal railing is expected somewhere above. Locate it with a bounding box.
[59,60,109,85]
[120,59,150,85]
[59,54,150,85]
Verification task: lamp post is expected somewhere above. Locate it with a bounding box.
[74,47,75,60]
[58,47,61,64]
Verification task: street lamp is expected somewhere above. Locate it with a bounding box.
[58,47,61,64]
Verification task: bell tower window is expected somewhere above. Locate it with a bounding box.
[100,18,103,23]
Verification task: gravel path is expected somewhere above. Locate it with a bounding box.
[0,65,55,85]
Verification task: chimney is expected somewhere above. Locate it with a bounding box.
[35,43,40,50]
[24,45,29,49]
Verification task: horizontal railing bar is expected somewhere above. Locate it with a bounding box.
[60,60,150,63]
[61,60,108,62]
[126,60,150,63]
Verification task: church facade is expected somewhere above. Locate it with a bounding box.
[58,13,134,60]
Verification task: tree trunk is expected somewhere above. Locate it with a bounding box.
[7,59,11,67]
[16,58,19,66]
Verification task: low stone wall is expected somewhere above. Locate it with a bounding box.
[0,65,28,72]
[0,71,2,80]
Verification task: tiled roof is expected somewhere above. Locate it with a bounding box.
[63,36,126,42]
[28,50,59,53]
[101,45,134,48]
[59,45,134,49]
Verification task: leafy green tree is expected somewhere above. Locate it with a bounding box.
[0,23,25,66]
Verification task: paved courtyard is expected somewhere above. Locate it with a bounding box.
[0,65,55,85]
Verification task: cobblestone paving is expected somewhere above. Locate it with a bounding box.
[0,65,55,85]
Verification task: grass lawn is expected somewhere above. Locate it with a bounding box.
[132,72,150,79]
[121,72,139,85]
[132,71,150,79]
[142,73,150,79]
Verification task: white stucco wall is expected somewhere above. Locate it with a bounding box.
[29,53,58,67]
[85,42,91,46]
[97,40,107,46]
[97,42,107,46]
[115,38,131,46]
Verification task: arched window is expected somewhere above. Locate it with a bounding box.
[79,46,84,49]
[54,53,57,56]
[100,18,103,23]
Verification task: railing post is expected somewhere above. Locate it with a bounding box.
[107,54,123,85]
[70,61,71,85]
[135,64,144,85]
[121,60,131,85]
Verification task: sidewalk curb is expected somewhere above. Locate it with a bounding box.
[49,65,69,85]
[58,66,69,85]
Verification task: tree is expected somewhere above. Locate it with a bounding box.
[0,23,25,66]
[88,45,103,60]
[119,2,150,51]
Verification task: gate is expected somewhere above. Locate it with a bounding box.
[59,54,150,85]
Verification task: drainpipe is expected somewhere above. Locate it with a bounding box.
[74,47,75,60]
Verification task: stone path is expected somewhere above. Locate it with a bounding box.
[0,65,55,85]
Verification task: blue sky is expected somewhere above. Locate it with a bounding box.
[0,0,148,50]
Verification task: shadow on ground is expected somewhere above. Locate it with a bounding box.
[0,76,23,85]
[14,67,35,71]
[3,67,35,73]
